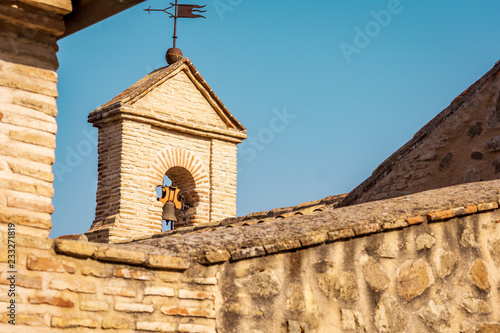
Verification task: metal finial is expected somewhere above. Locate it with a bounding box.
[144,1,206,63]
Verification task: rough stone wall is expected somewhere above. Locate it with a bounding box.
[0,238,219,332]
[0,1,71,236]
[340,61,500,207]
[216,202,500,333]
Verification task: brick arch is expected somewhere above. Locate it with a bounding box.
[150,147,208,187]
[148,147,210,226]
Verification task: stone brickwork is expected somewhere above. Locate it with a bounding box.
[340,61,500,207]
[0,1,72,239]
[0,234,219,332]
[86,59,246,243]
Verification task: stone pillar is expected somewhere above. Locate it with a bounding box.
[0,1,72,238]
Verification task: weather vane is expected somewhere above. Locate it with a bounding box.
[145,1,206,64]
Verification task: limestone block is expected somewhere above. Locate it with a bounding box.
[318,266,358,300]
[378,241,399,259]
[178,323,216,333]
[49,279,96,294]
[286,283,305,312]
[418,300,451,333]
[80,300,110,312]
[16,234,51,249]
[375,295,408,333]
[114,302,154,313]
[397,259,434,301]
[488,237,500,263]
[263,239,301,254]
[478,202,499,212]
[362,256,389,292]
[0,312,44,326]
[461,294,490,314]
[229,245,266,261]
[469,259,490,292]
[0,272,41,289]
[146,254,188,270]
[235,269,281,299]
[459,321,475,333]
[144,286,175,297]
[28,295,74,307]
[102,317,134,329]
[93,246,147,265]
[416,233,436,251]
[115,268,155,281]
[103,286,135,298]
[81,260,113,278]
[12,97,58,117]
[137,321,176,332]
[54,239,95,258]
[434,249,457,279]
[341,309,364,331]
[327,228,355,241]
[178,289,216,300]
[477,323,500,333]
[26,255,76,273]
[51,317,97,328]
[161,305,216,318]
[200,249,231,264]
[461,227,479,248]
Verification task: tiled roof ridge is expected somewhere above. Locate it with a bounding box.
[114,179,500,265]
[339,60,500,207]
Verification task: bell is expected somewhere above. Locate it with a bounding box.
[162,202,177,222]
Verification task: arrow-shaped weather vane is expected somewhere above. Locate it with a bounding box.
[145,1,206,64]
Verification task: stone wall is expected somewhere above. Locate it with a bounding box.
[0,236,219,332]
[214,187,500,333]
[340,61,500,207]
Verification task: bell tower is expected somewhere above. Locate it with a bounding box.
[85,58,246,243]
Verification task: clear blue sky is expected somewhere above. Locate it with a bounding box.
[52,0,500,237]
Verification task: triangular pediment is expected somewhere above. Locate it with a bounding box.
[89,58,246,134]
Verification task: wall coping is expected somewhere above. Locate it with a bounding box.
[115,179,500,265]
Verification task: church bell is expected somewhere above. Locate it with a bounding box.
[162,201,177,222]
[158,185,183,224]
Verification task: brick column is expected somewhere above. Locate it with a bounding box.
[0,0,72,238]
